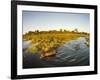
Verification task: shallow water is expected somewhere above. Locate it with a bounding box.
[23,37,89,68]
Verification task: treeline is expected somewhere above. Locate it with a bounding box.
[24,29,89,35]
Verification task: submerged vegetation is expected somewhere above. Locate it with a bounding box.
[23,29,90,59]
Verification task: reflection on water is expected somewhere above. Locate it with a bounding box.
[23,37,89,68]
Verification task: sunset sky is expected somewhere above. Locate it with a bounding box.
[22,11,90,34]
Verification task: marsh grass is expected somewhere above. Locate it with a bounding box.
[23,31,90,58]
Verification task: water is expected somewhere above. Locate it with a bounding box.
[23,40,31,49]
[23,37,89,68]
[54,37,89,65]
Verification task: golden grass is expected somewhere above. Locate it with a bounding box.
[23,31,90,56]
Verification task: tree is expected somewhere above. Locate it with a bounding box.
[60,29,63,32]
[73,28,78,32]
[35,30,39,33]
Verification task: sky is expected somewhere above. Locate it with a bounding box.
[22,11,90,34]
